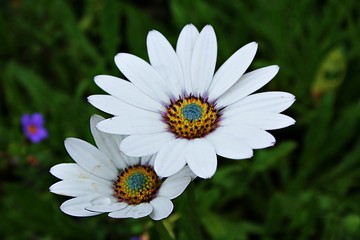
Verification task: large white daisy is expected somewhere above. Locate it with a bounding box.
[49,115,195,220]
[88,24,295,179]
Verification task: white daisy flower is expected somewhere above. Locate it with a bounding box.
[49,115,195,220]
[88,24,295,179]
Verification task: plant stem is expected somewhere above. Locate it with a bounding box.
[185,182,202,239]
[151,219,174,240]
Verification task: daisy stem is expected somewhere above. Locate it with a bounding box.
[151,219,174,240]
[185,182,202,239]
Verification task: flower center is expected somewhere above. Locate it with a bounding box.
[164,96,220,139]
[27,124,38,134]
[113,165,161,205]
[182,103,203,121]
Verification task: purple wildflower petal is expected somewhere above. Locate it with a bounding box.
[30,135,42,143]
[37,127,48,139]
[28,127,48,143]
[31,113,45,125]
[21,114,31,126]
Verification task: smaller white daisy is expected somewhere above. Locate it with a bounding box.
[49,115,195,220]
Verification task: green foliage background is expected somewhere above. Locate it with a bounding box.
[1,0,360,239]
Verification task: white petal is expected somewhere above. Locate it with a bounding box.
[158,176,191,199]
[227,91,295,113]
[91,195,112,205]
[50,179,113,197]
[149,197,174,220]
[222,111,296,130]
[120,132,175,157]
[186,138,217,179]
[50,163,110,185]
[217,124,276,149]
[115,135,141,167]
[64,138,117,180]
[94,75,164,112]
[115,53,171,104]
[216,65,279,108]
[96,115,167,135]
[170,165,196,180]
[60,194,103,217]
[205,129,253,159]
[90,115,128,170]
[191,25,217,95]
[86,202,127,213]
[208,42,258,101]
[88,95,124,116]
[147,30,183,98]
[176,24,199,94]
[88,94,156,117]
[154,138,188,178]
[127,203,153,219]
[108,205,133,218]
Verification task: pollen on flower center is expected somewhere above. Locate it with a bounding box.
[164,96,220,139]
[113,165,161,205]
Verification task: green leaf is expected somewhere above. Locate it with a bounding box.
[99,0,121,60]
[312,47,346,98]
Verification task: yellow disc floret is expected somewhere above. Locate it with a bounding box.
[113,165,161,205]
[164,96,220,139]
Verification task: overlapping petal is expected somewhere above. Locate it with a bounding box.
[158,176,191,199]
[90,115,128,169]
[176,24,199,94]
[64,138,118,180]
[191,25,217,95]
[222,111,296,130]
[154,138,188,178]
[94,75,165,112]
[216,65,280,108]
[86,203,127,213]
[127,203,153,219]
[60,194,103,217]
[115,53,171,104]
[85,196,127,212]
[206,130,253,159]
[49,179,113,197]
[50,163,109,185]
[208,42,258,101]
[147,30,183,98]
[108,205,134,218]
[149,197,174,220]
[96,115,167,135]
[227,91,295,113]
[88,94,151,117]
[120,132,175,157]
[186,138,217,179]
[216,125,276,149]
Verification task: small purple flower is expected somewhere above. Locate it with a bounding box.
[21,113,48,143]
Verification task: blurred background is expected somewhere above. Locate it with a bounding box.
[1,0,360,239]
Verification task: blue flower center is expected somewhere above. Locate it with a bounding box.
[182,103,203,121]
[127,172,146,191]
[165,96,220,139]
[114,165,161,205]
